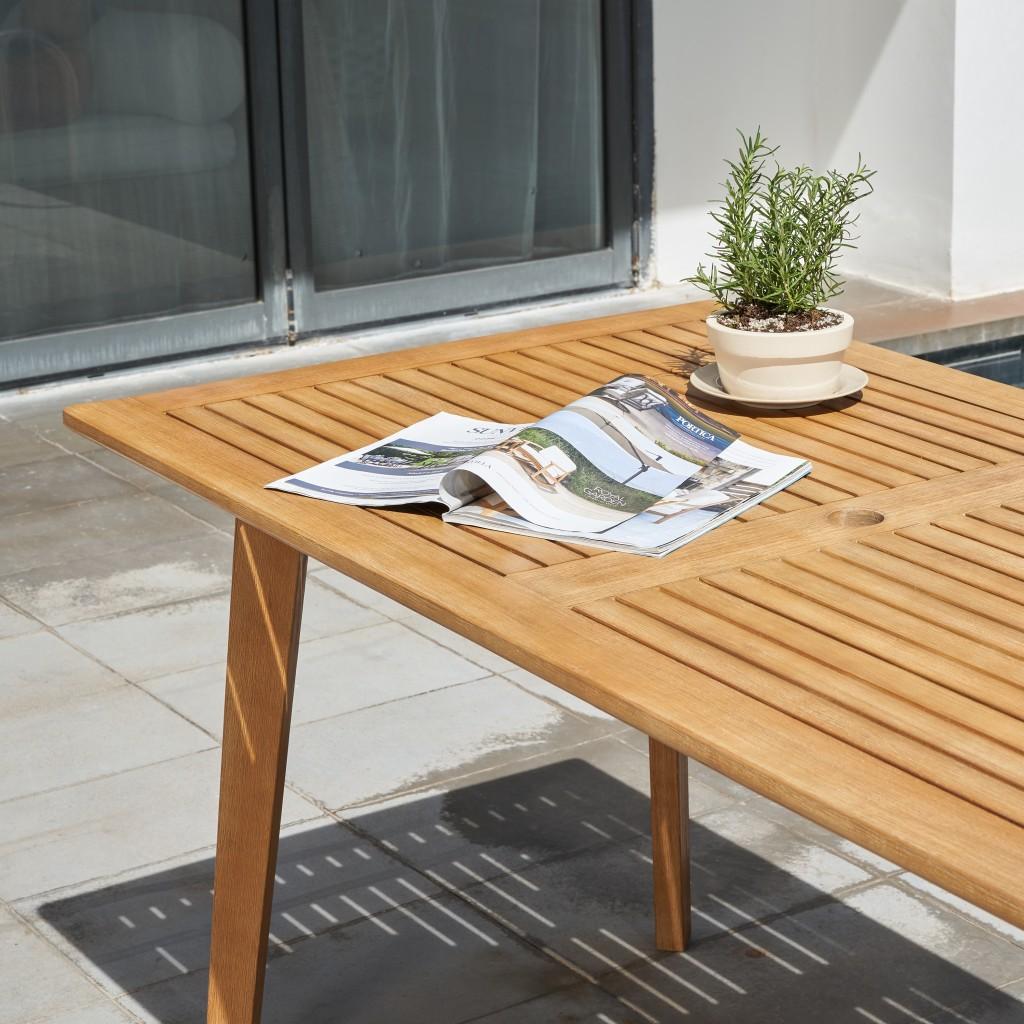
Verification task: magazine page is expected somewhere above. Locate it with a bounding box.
[266,413,526,507]
[439,375,740,535]
[449,443,809,556]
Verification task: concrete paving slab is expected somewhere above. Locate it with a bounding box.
[0,493,215,578]
[0,685,212,802]
[900,872,1024,948]
[447,811,872,966]
[118,892,588,1024]
[27,1001,139,1024]
[461,981,634,1023]
[29,421,105,455]
[1,632,123,715]
[0,531,235,626]
[285,676,611,811]
[0,418,65,470]
[693,806,873,896]
[731,790,905,878]
[0,906,109,1024]
[401,613,519,674]
[343,738,736,891]
[57,579,385,683]
[585,878,1024,1024]
[0,598,39,640]
[928,978,1024,1024]
[29,818,441,999]
[501,667,625,726]
[310,563,420,619]
[149,482,236,533]
[80,448,170,490]
[144,620,492,739]
[0,748,322,900]
[0,454,136,517]
[842,883,1024,988]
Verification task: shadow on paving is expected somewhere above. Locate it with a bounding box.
[38,760,1020,1024]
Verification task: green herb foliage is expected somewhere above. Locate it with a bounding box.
[688,129,875,315]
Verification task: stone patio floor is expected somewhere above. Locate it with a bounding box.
[2,341,1024,1024]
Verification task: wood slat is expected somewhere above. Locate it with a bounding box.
[460,525,583,567]
[374,509,539,576]
[455,356,582,409]
[170,407,308,474]
[785,548,1024,660]
[966,505,1024,539]
[419,362,556,419]
[785,476,855,504]
[585,595,1024,825]
[354,374,482,419]
[205,401,340,463]
[524,344,615,384]
[246,393,370,452]
[859,388,1024,456]
[387,368,531,423]
[284,386,405,438]
[808,402,991,471]
[633,585,1024,759]
[760,411,957,479]
[316,380,427,428]
[861,531,1024,604]
[822,394,1006,466]
[895,523,1024,582]
[933,514,1024,558]
[860,360,1024,436]
[852,342,1024,423]
[823,538,1024,630]
[703,567,1024,716]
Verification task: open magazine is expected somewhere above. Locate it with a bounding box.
[267,375,811,557]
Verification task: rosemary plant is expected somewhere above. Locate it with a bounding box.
[688,130,875,326]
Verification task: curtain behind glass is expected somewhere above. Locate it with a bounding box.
[302,0,604,291]
[0,0,256,342]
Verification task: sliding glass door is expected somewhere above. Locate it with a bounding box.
[0,0,287,385]
[281,0,636,333]
[0,0,642,385]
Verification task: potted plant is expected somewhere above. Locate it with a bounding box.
[688,130,875,401]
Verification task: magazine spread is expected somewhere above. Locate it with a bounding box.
[267,375,811,557]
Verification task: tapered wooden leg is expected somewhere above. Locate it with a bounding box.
[649,738,691,951]
[207,522,306,1024]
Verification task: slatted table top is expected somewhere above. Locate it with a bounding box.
[65,300,1024,928]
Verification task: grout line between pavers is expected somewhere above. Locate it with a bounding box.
[497,671,626,731]
[284,725,621,817]
[0,743,220,812]
[283,670,496,733]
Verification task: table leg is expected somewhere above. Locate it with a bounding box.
[648,738,691,951]
[207,522,306,1024]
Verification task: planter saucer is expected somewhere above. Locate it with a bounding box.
[688,362,869,410]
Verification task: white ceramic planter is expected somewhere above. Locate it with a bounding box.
[706,309,854,401]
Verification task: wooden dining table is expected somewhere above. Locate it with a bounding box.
[65,300,1024,1024]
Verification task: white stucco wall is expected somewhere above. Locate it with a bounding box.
[950,0,1024,299]
[652,0,957,297]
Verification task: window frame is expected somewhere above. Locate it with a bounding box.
[279,0,650,337]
